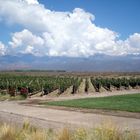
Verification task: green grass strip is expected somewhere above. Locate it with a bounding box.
[45,93,140,112]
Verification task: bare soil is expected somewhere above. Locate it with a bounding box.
[0,100,140,134]
[0,89,140,134]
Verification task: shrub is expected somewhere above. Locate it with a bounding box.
[20,87,28,98]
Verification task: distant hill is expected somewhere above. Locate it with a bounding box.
[0,54,140,72]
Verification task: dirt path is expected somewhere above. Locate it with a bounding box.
[0,101,140,134]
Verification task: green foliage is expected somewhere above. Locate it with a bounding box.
[0,75,82,96]
[72,78,82,94]
[0,74,140,97]
[91,77,140,91]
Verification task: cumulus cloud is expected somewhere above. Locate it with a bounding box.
[20,0,39,5]
[123,33,140,55]
[9,29,45,56]
[125,33,140,49]
[0,42,6,56]
[0,0,140,57]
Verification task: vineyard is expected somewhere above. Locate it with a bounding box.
[0,74,140,98]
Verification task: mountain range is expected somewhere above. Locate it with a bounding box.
[0,54,140,72]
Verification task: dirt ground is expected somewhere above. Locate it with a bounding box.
[0,100,140,134]
[0,89,140,134]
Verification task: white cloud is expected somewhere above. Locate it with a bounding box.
[123,33,140,55]
[20,0,39,5]
[125,33,140,49]
[25,45,34,53]
[0,0,48,31]
[9,29,44,48]
[0,0,140,57]
[9,29,45,56]
[0,42,6,56]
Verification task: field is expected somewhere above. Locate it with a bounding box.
[46,93,140,112]
[0,71,140,139]
[0,71,140,99]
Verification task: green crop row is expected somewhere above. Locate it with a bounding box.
[0,75,82,97]
[91,77,140,92]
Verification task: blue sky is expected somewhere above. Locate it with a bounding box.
[40,0,140,39]
[1,0,140,43]
[0,0,140,57]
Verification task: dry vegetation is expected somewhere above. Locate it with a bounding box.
[0,121,139,140]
